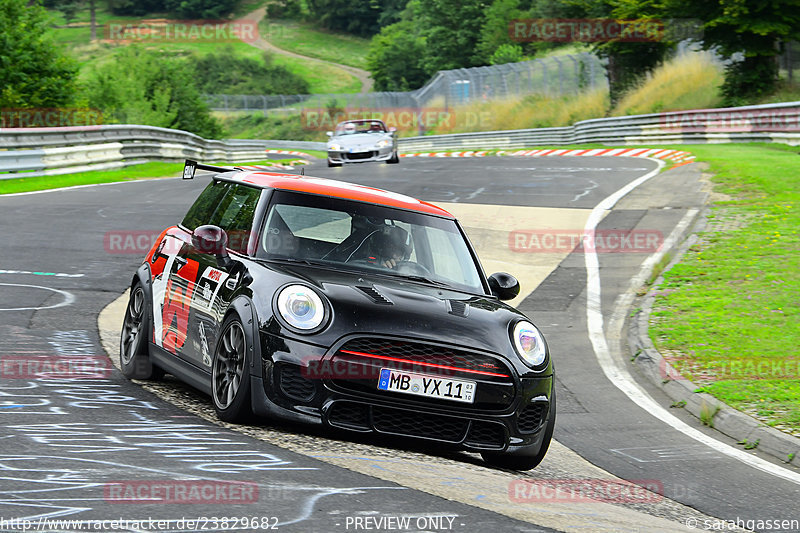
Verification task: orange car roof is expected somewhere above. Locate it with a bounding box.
[228,171,455,218]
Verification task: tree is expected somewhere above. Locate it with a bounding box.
[84,47,222,138]
[164,0,237,19]
[571,0,672,105]
[657,0,800,103]
[0,0,78,109]
[367,18,429,91]
[416,0,489,72]
[305,0,383,37]
[475,0,523,64]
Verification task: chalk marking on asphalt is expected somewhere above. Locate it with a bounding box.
[0,270,84,278]
[0,283,75,311]
[584,159,800,486]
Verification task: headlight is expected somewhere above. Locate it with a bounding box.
[376,139,390,148]
[511,321,547,368]
[276,285,327,331]
[329,143,341,151]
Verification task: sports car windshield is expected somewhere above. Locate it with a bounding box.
[257,190,484,293]
[335,120,387,134]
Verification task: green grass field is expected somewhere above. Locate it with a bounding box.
[48,5,361,94]
[0,159,303,195]
[648,143,800,435]
[260,19,370,70]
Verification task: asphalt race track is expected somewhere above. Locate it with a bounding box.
[1,156,799,533]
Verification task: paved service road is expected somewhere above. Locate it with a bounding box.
[1,156,798,533]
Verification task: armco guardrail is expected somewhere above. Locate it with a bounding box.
[398,101,800,152]
[0,124,326,179]
[2,102,798,178]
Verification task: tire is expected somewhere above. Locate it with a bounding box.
[481,389,556,471]
[120,282,164,380]
[328,159,342,168]
[386,151,399,164]
[211,314,252,422]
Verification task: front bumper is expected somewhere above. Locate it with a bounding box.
[328,148,393,164]
[252,332,554,452]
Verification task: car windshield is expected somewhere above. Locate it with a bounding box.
[335,121,386,135]
[256,190,485,294]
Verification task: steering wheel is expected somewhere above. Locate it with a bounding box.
[393,261,432,276]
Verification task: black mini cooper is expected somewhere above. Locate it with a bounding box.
[120,161,555,470]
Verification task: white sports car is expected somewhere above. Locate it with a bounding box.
[326,119,399,167]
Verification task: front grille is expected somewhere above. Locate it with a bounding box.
[328,401,485,444]
[518,403,547,433]
[278,364,316,401]
[465,420,506,449]
[339,338,511,378]
[372,405,468,442]
[344,151,375,161]
[328,401,370,430]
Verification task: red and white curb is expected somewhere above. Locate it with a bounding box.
[497,147,694,162]
[266,149,313,158]
[401,151,488,158]
[400,147,694,163]
[237,160,309,171]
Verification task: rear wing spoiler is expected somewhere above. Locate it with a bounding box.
[182,159,241,180]
[182,158,305,180]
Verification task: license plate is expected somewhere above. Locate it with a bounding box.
[377,368,476,404]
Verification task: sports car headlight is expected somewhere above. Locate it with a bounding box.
[375,139,390,148]
[276,285,326,331]
[511,321,547,368]
[329,143,341,151]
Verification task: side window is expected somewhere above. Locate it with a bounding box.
[214,184,261,234]
[182,181,261,254]
[181,180,230,231]
[213,184,262,253]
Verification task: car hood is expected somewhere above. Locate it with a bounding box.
[250,262,529,358]
[329,133,389,150]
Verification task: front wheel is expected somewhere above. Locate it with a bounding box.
[212,315,252,422]
[386,151,399,164]
[481,389,556,470]
[327,158,342,168]
[120,283,163,380]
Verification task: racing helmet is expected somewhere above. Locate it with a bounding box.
[374,225,411,261]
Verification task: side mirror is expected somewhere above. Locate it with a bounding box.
[488,272,520,301]
[326,131,333,137]
[192,225,232,269]
[389,127,397,132]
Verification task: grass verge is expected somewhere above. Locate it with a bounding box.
[648,143,800,435]
[0,159,302,195]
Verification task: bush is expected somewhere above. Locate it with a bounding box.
[84,47,222,138]
[490,44,523,65]
[190,48,310,95]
